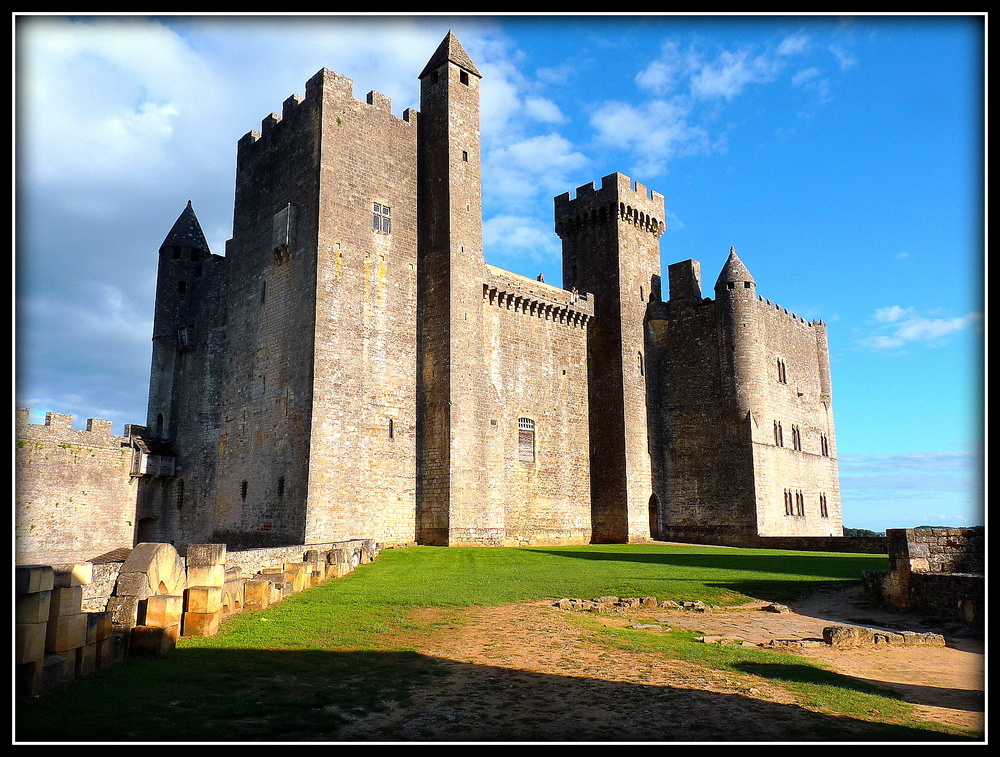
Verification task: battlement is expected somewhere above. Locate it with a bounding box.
[554,172,665,239]
[484,265,594,326]
[756,295,825,328]
[15,408,132,448]
[238,68,417,152]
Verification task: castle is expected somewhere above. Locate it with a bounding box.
[16,32,843,561]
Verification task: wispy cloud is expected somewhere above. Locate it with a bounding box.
[589,30,848,177]
[839,450,984,530]
[857,306,981,350]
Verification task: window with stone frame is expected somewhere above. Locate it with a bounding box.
[373,203,392,234]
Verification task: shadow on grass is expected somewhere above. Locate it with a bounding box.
[16,646,976,743]
[524,547,888,601]
[732,661,986,715]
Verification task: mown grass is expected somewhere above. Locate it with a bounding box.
[14,543,979,742]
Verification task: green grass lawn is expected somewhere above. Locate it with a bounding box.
[14,543,979,742]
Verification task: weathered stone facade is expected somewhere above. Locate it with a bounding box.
[16,32,846,559]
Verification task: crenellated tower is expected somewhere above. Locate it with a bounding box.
[555,173,665,543]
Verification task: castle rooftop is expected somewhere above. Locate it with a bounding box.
[160,200,210,254]
[419,30,481,79]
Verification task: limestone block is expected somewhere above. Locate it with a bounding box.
[131,624,179,655]
[325,563,343,579]
[185,585,223,614]
[53,562,93,587]
[121,543,187,596]
[16,565,55,594]
[92,611,112,641]
[283,563,309,592]
[48,586,84,617]
[188,563,226,587]
[107,595,140,630]
[17,660,45,698]
[16,589,51,624]
[75,642,98,678]
[182,610,221,637]
[243,580,271,611]
[186,543,227,567]
[40,652,75,693]
[97,631,130,668]
[45,612,88,652]
[115,571,154,599]
[16,622,47,664]
[143,594,184,628]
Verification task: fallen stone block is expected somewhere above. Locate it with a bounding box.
[16,589,51,624]
[131,624,179,655]
[47,586,84,618]
[107,595,141,630]
[45,612,88,653]
[53,563,93,588]
[16,565,55,595]
[186,585,224,614]
[16,622,48,664]
[243,580,271,611]
[186,543,227,568]
[143,594,184,628]
[183,610,221,637]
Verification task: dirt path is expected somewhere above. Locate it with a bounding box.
[334,586,984,742]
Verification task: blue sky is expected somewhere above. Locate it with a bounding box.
[14,13,985,533]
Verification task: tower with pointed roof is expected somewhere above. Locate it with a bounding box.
[647,248,842,543]
[132,31,841,552]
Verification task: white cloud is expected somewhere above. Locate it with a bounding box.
[590,98,713,177]
[689,49,782,101]
[524,97,566,124]
[777,32,810,56]
[859,306,981,350]
[483,215,561,264]
[483,133,590,208]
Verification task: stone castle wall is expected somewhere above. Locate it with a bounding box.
[15,409,138,565]
[862,527,984,623]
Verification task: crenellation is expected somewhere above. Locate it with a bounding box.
[18,30,848,563]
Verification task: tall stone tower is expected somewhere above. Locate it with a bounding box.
[415,32,495,545]
[648,248,842,544]
[555,174,665,542]
[139,201,226,544]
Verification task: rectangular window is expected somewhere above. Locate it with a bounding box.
[819,493,829,518]
[373,203,391,234]
[518,417,535,463]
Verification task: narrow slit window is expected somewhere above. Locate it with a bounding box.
[518,417,536,463]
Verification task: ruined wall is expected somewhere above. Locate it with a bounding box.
[863,527,984,623]
[15,409,138,564]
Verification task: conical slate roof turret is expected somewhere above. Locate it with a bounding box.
[715,247,755,289]
[160,200,210,254]
[419,30,481,79]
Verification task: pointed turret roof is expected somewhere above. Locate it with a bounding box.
[715,247,755,287]
[160,200,210,254]
[419,30,481,79]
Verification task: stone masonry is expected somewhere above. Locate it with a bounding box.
[16,31,847,560]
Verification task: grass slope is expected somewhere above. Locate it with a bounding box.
[16,543,974,742]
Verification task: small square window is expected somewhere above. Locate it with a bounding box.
[460,71,470,85]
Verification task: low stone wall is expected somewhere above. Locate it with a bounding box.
[15,539,382,697]
[862,527,984,624]
[659,531,888,554]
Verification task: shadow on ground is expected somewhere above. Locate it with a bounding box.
[16,646,976,743]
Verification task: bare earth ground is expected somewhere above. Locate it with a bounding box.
[333,584,984,742]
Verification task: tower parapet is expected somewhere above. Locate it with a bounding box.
[555,173,665,243]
